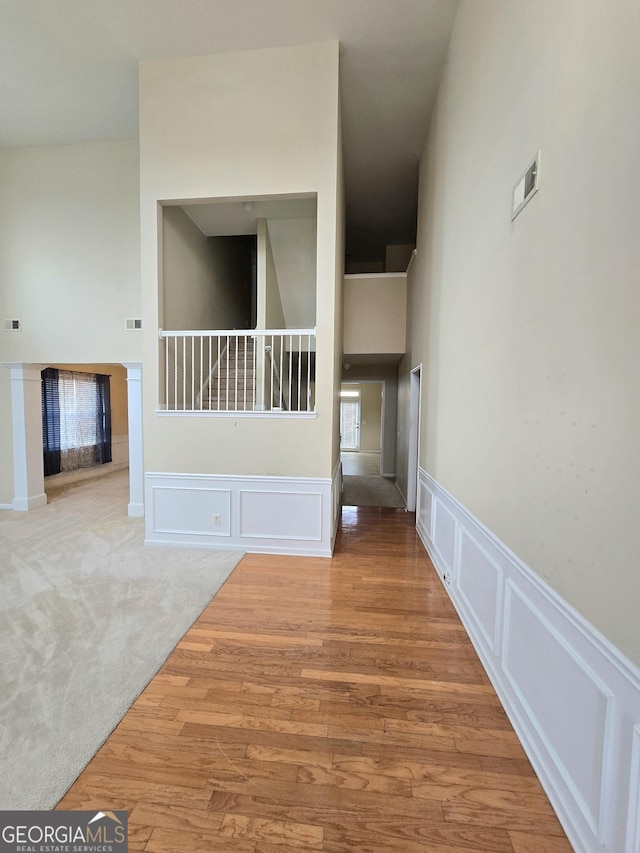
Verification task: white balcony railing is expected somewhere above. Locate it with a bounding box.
[158,329,316,414]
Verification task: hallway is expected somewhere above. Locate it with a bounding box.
[341,451,405,508]
[58,507,571,852]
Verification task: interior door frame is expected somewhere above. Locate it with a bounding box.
[406,364,422,512]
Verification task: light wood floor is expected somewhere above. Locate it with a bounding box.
[58,507,572,852]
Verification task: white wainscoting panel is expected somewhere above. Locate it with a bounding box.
[145,470,339,557]
[432,498,456,576]
[239,490,322,541]
[417,475,433,539]
[154,486,231,537]
[416,467,640,853]
[458,528,503,655]
[503,581,612,836]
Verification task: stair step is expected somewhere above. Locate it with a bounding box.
[200,401,256,411]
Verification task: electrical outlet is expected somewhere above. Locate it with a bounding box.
[212,514,221,526]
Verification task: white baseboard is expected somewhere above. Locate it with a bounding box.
[0,503,13,511]
[13,493,47,511]
[44,461,128,488]
[145,468,341,557]
[416,467,640,853]
[128,502,144,518]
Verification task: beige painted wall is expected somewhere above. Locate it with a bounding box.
[0,140,141,364]
[331,109,346,474]
[345,260,384,275]
[257,219,285,330]
[342,383,382,453]
[140,42,342,478]
[0,140,140,506]
[401,0,640,665]
[360,383,382,453]
[162,206,252,331]
[343,274,406,356]
[268,218,317,328]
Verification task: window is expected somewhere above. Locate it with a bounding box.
[42,368,112,476]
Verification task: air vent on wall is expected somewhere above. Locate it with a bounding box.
[512,151,540,220]
[125,318,142,330]
[3,318,21,331]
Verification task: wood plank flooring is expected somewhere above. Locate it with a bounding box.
[57,506,572,852]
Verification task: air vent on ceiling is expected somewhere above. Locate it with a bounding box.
[512,151,540,220]
[125,318,142,330]
[4,318,21,331]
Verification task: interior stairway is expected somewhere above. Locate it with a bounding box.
[197,336,314,412]
[200,336,256,411]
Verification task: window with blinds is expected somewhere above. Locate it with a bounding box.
[58,372,101,450]
[41,368,112,476]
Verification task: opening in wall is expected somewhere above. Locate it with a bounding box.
[41,363,130,483]
[159,194,318,415]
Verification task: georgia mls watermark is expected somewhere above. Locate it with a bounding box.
[0,811,127,853]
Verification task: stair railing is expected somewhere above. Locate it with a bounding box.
[159,328,315,413]
[264,344,288,411]
[196,338,229,409]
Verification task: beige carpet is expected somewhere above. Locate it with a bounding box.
[0,470,242,809]
[342,474,405,508]
[340,450,381,476]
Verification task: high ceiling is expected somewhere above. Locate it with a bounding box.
[0,0,458,262]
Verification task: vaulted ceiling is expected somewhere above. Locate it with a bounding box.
[0,0,458,262]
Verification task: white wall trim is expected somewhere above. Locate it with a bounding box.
[627,725,640,853]
[145,469,341,557]
[155,410,317,419]
[13,493,47,511]
[5,362,47,512]
[416,466,640,853]
[122,362,143,519]
[344,272,408,280]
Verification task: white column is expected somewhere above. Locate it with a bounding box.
[6,363,47,511]
[122,362,144,517]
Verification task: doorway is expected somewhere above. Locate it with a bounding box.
[340,381,404,508]
[340,392,361,451]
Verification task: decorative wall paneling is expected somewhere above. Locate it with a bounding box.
[417,467,640,853]
[145,466,342,557]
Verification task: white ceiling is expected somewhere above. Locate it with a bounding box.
[182,195,317,237]
[0,0,458,260]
